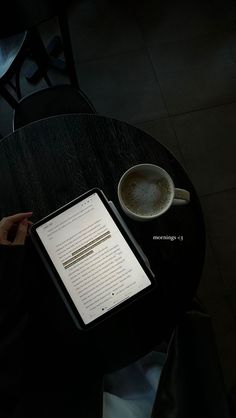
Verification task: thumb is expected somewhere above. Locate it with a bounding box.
[13,219,28,245]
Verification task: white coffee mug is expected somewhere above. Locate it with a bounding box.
[117,163,190,221]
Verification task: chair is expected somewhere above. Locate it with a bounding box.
[152,299,231,418]
[13,84,96,130]
[0,0,79,112]
[0,30,51,109]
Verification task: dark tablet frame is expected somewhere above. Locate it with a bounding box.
[30,188,157,330]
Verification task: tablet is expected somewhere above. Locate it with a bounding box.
[30,188,156,330]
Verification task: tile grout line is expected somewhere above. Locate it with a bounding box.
[170,99,236,118]
[134,96,236,124]
[75,47,148,65]
[131,11,171,117]
[145,47,170,117]
[130,15,236,177]
[167,116,189,169]
[199,186,236,198]
[130,11,236,120]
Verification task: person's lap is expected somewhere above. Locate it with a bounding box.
[22,241,104,418]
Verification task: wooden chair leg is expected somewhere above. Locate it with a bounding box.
[8,80,17,91]
[29,28,52,87]
[0,83,18,108]
[43,72,52,87]
[15,71,22,99]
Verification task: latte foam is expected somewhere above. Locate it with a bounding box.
[121,173,172,216]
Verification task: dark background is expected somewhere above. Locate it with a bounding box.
[0,0,235,394]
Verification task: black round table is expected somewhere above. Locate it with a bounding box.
[0,114,205,372]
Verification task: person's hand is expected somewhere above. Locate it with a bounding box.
[0,212,33,246]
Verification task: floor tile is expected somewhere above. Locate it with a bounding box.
[201,189,236,318]
[197,237,223,301]
[149,30,236,114]
[135,117,183,163]
[134,0,236,43]
[154,64,236,115]
[217,328,236,392]
[78,50,168,123]
[68,0,145,62]
[173,103,236,195]
[149,31,236,72]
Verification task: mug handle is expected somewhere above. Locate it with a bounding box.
[172,188,190,205]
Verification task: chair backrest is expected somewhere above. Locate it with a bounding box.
[13,84,96,130]
[152,301,231,418]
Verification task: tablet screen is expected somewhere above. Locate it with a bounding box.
[36,192,152,325]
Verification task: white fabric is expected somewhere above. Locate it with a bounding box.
[103,351,166,418]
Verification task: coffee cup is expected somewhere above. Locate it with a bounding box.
[117,163,190,221]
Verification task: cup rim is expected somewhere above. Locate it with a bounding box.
[117,163,174,220]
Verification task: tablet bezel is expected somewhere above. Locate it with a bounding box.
[30,188,157,330]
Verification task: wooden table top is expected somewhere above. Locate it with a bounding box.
[0,114,205,371]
